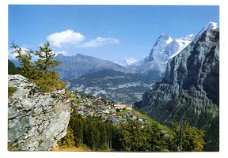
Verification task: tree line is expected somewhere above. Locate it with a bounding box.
[58,109,205,151]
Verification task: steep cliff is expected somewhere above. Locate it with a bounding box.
[134,23,219,150]
[8,75,71,151]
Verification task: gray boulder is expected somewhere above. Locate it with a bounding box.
[8,75,71,151]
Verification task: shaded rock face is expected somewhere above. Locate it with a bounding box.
[134,28,219,150]
[8,75,71,151]
[163,29,219,105]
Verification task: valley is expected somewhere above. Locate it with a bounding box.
[68,69,161,104]
[55,31,195,104]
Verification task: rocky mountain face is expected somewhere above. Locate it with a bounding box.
[134,23,219,150]
[136,33,194,73]
[8,75,71,151]
[55,53,131,80]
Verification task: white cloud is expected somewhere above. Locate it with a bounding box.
[47,29,85,48]
[46,30,120,52]
[80,37,120,48]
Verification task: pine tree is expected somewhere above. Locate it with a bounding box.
[11,42,65,92]
[11,43,37,79]
[58,127,75,147]
[35,42,61,75]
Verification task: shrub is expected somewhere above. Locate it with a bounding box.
[8,87,17,98]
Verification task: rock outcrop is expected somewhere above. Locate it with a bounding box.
[8,75,71,151]
[134,23,219,150]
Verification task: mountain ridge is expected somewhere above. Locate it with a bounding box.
[55,53,132,80]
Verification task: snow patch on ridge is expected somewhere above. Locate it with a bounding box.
[165,36,173,44]
[207,22,219,30]
[114,58,138,66]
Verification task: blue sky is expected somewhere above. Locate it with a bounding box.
[9,5,219,61]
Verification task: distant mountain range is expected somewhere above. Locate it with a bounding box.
[11,26,194,82]
[54,53,133,80]
[52,27,196,104]
[54,32,194,81]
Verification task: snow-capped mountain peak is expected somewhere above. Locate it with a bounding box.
[158,34,172,42]
[193,22,219,44]
[142,33,195,72]
[114,58,138,66]
[166,36,173,44]
[158,33,173,44]
[206,22,219,30]
[148,34,193,62]
[168,34,195,59]
[178,34,195,41]
[126,58,137,65]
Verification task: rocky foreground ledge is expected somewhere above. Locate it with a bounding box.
[8,75,71,151]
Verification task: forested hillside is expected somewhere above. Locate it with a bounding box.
[58,106,205,151]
